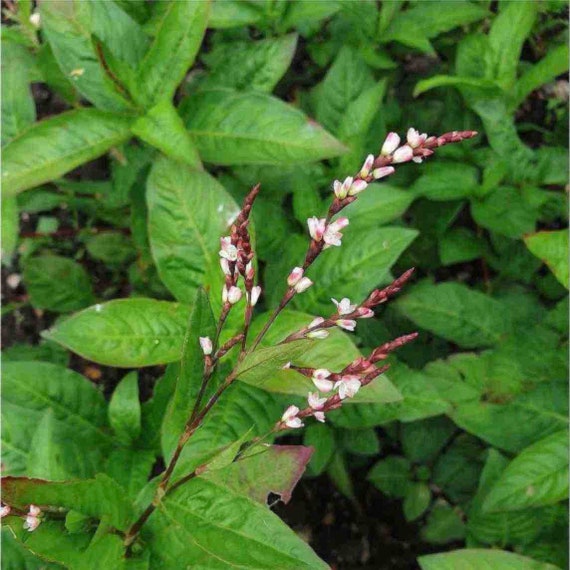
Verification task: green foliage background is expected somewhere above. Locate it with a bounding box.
[1,1,568,569]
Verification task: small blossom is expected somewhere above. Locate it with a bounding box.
[372,166,395,180]
[333,180,344,199]
[223,285,242,304]
[29,12,41,28]
[245,261,254,281]
[307,217,326,241]
[381,132,400,156]
[23,505,41,532]
[333,177,354,199]
[357,307,375,319]
[220,258,231,276]
[309,317,325,328]
[392,145,414,164]
[323,217,349,247]
[332,297,356,315]
[312,369,334,392]
[199,337,213,355]
[314,411,326,423]
[250,286,262,306]
[29,505,41,517]
[281,405,303,429]
[294,277,313,293]
[359,154,375,178]
[336,319,357,331]
[0,504,10,518]
[412,156,423,164]
[335,376,361,399]
[287,267,304,287]
[348,179,368,196]
[406,128,427,149]
[308,392,327,410]
[307,329,329,340]
[219,236,238,261]
[282,361,292,369]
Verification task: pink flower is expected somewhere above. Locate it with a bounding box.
[336,319,356,331]
[0,504,10,518]
[308,317,324,328]
[307,329,329,339]
[219,236,237,261]
[287,267,304,287]
[359,154,375,178]
[323,217,349,247]
[392,145,414,163]
[199,336,212,355]
[381,132,400,156]
[245,261,254,281]
[372,166,395,180]
[312,369,334,392]
[281,405,303,429]
[294,277,313,293]
[220,258,231,275]
[406,128,428,149]
[335,376,361,399]
[357,307,375,319]
[307,217,326,241]
[23,505,41,532]
[29,505,41,517]
[250,285,262,306]
[223,285,242,305]
[314,411,326,423]
[348,179,368,196]
[333,177,354,199]
[308,392,327,410]
[332,297,356,315]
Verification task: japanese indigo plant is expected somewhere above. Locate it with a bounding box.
[2,128,476,567]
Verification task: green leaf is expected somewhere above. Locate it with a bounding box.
[401,416,455,463]
[104,448,155,501]
[304,423,335,476]
[327,451,356,501]
[23,255,94,313]
[418,549,561,570]
[483,430,569,513]
[396,281,512,348]
[43,298,191,367]
[146,157,239,303]
[411,162,479,201]
[40,0,133,112]
[134,0,209,108]
[85,232,136,265]
[421,504,466,545]
[131,100,202,168]
[339,428,380,456]
[181,88,346,165]
[404,482,431,521]
[1,195,18,262]
[524,230,569,289]
[147,477,328,569]
[2,527,61,570]
[439,228,486,265]
[280,0,342,29]
[413,75,500,98]
[294,226,418,315]
[367,456,411,498]
[108,371,141,444]
[201,33,297,93]
[2,109,133,196]
[208,0,265,29]
[161,289,216,458]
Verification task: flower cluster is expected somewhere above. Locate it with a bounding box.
[0,503,42,532]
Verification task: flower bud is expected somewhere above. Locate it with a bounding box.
[307,217,326,241]
[308,392,327,410]
[336,319,357,331]
[348,179,368,196]
[392,145,414,163]
[314,411,326,423]
[359,154,375,178]
[245,261,254,281]
[29,12,41,28]
[407,128,427,149]
[281,405,303,429]
[287,267,304,287]
[220,258,231,276]
[334,376,361,399]
[223,286,242,305]
[199,336,213,355]
[0,504,10,518]
[356,307,375,319]
[294,277,313,293]
[250,285,262,306]
[307,329,329,339]
[309,317,325,328]
[381,132,400,156]
[372,166,395,180]
[219,236,238,261]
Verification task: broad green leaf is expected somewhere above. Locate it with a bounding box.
[524,230,569,289]
[2,109,133,196]
[131,100,202,168]
[1,195,18,262]
[146,477,328,569]
[339,428,380,456]
[208,0,265,28]
[104,448,155,501]
[304,423,335,476]
[2,340,69,367]
[396,281,512,348]
[201,34,297,93]
[294,226,418,315]
[483,430,569,513]
[401,416,455,463]
[439,228,486,265]
[280,0,342,29]
[85,232,136,265]
[23,255,94,313]
[40,0,133,112]
[367,456,411,498]
[421,505,466,545]
[146,157,239,303]
[404,482,431,521]
[411,162,479,201]
[414,75,500,98]
[181,88,346,165]
[2,527,61,570]
[134,0,209,108]
[108,371,141,444]
[418,548,561,570]
[43,299,191,367]
[161,289,216,458]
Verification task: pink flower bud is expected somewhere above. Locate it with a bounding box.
[412,156,423,164]
[328,217,349,232]
[308,392,327,410]
[294,277,313,293]
[309,317,325,328]
[245,261,254,280]
[341,177,353,197]
[223,285,242,305]
[281,405,303,429]
[0,504,10,518]
[220,258,231,276]
[336,319,356,331]
[219,236,238,261]
[307,329,329,339]
[372,166,395,180]
[307,216,326,241]
[28,505,41,517]
[348,179,368,196]
[250,285,262,306]
[332,297,356,315]
[333,180,345,199]
[287,267,304,287]
[312,377,334,392]
[314,411,326,423]
[381,132,401,156]
[24,515,40,532]
[392,145,414,163]
[356,307,375,319]
[335,376,361,399]
[199,336,213,355]
[360,154,375,178]
[407,128,428,148]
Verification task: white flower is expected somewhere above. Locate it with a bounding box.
[323,217,349,247]
[308,317,324,328]
[250,286,262,306]
[308,392,327,410]
[287,267,304,287]
[220,258,231,275]
[348,179,368,196]
[332,297,356,315]
[307,216,326,241]
[359,154,375,178]
[372,166,395,180]
[392,145,414,163]
[0,504,10,518]
[333,177,354,199]
[314,411,326,423]
[307,329,329,339]
[219,236,238,261]
[336,319,356,331]
[199,337,213,355]
[312,369,334,392]
[381,132,401,156]
[406,128,428,149]
[294,277,313,293]
[29,12,41,28]
[28,505,41,517]
[281,405,303,429]
[223,285,242,305]
[282,361,292,369]
[335,376,361,399]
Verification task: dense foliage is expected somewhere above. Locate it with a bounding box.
[1,1,568,569]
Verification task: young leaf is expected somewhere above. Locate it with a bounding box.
[304,422,335,476]
[108,371,141,444]
[483,430,569,513]
[43,299,191,367]
[146,157,239,303]
[421,504,466,545]
[2,109,133,196]
[439,227,486,265]
[181,89,346,165]
[396,281,512,348]
[524,230,569,290]
[404,482,431,522]
[134,0,209,108]
[367,456,412,498]
[104,448,155,501]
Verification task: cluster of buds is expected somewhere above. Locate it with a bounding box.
[219,184,262,309]
[0,503,42,532]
